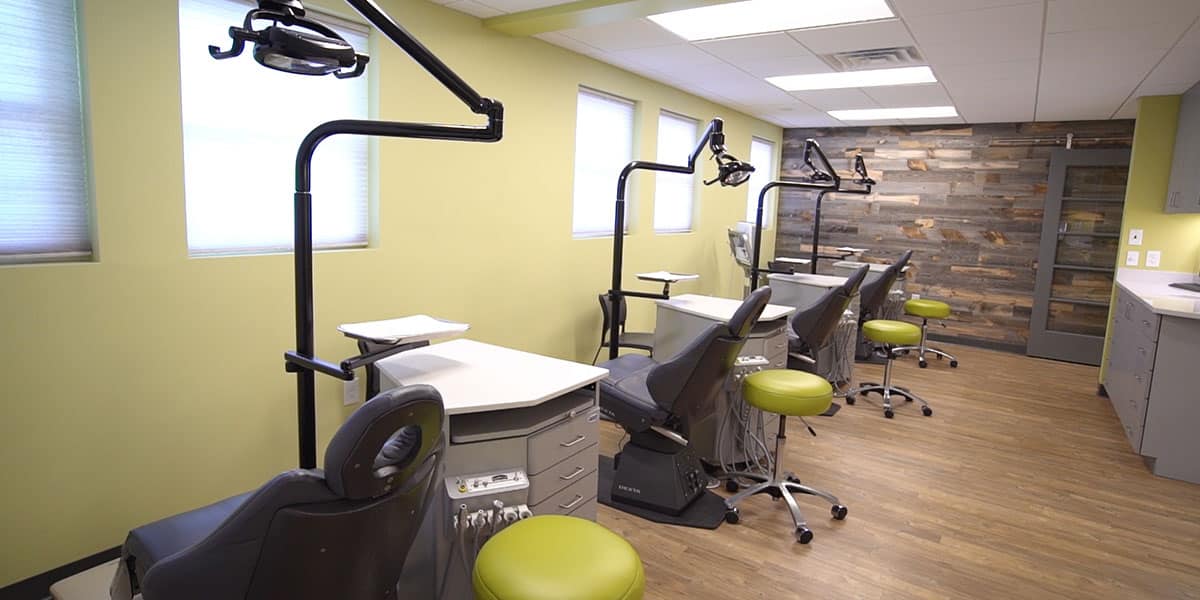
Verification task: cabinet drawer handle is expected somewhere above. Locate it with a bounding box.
[1142,320,1150,328]
[558,495,584,510]
[560,435,587,448]
[559,466,586,481]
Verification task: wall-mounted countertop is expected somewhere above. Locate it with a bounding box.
[1115,269,1200,320]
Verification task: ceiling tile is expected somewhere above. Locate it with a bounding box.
[558,18,683,52]
[442,0,504,18]
[934,59,1039,83]
[695,33,812,60]
[534,32,606,59]
[473,0,575,12]
[790,88,881,111]
[948,77,1037,122]
[1136,81,1200,96]
[787,19,915,55]
[1112,97,1139,119]
[906,3,1045,66]
[608,44,728,72]
[901,116,967,125]
[891,0,1040,18]
[1141,44,1200,90]
[863,83,952,106]
[726,55,835,78]
[1046,0,1200,33]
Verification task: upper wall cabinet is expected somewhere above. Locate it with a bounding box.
[1166,83,1200,213]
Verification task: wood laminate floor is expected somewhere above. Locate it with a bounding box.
[597,344,1200,599]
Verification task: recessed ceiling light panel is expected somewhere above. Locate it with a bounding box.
[648,0,894,42]
[767,66,936,91]
[829,106,959,120]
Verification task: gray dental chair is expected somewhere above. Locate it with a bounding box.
[598,287,772,516]
[787,265,869,371]
[111,386,445,600]
[855,250,913,360]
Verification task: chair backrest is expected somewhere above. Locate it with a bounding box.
[790,265,869,353]
[598,293,628,332]
[645,287,772,430]
[140,386,446,600]
[858,250,913,321]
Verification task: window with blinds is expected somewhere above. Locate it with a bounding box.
[653,111,699,233]
[179,0,370,256]
[0,0,90,264]
[746,137,777,227]
[572,88,635,237]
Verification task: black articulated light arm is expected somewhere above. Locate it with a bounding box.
[212,0,504,468]
[747,139,875,284]
[607,118,755,361]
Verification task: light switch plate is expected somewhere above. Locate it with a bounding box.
[1128,229,1144,246]
[344,376,360,406]
[1146,250,1162,268]
[1126,250,1140,267]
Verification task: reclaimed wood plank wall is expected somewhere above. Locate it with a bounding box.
[777,121,1135,350]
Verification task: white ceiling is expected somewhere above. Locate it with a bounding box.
[431,0,1200,127]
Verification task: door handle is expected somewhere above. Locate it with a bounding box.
[560,434,587,448]
[558,495,584,510]
[559,466,586,481]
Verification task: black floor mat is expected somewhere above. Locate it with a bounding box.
[597,455,728,529]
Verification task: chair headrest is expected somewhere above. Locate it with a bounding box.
[324,385,445,500]
[841,265,870,297]
[728,286,772,338]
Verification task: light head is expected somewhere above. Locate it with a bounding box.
[703,127,755,187]
[209,0,369,79]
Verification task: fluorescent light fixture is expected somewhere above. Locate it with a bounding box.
[767,66,936,91]
[828,106,959,121]
[648,0,894,41]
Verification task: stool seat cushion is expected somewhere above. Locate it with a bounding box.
[473,515,645,600]
[905,298,951,319]
[742,370,833,417]
[862,319,922,346]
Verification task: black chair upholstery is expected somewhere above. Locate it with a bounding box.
[598,287,771,444]
[787,265,869,369]
[593,293,654,364]
[857,250,913,322]
[116,386,445,600]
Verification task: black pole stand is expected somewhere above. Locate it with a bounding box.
[608,118,746,361]
[280,0,504,469]
[747,139,875,288]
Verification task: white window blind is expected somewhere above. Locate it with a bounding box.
[746,137,777,227]
[179,0,369,255]
[572,88,635,237]
[0,0,89,263]
[653,111,698,233]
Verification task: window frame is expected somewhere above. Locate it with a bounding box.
[746,137,778,229]
[571,86,637,239]
[652,109,700,234]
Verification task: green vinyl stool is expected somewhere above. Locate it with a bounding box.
[845,320,934,419]
[722,370,848,544]
[898,298,959,369]
[473,515,645,600]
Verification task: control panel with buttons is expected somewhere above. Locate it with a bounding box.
[445,469,529,500]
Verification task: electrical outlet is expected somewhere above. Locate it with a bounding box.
[1146,250,1162,268]
[1126,250,1140,267]
[343,375,360,406]
[1128,229,1144,246]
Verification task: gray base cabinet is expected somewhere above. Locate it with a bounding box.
[1105,287,1200,483]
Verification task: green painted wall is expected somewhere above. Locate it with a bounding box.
[1099,95,1200,382]
[0,0,780,585]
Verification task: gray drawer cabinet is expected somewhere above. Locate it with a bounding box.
[1166,82,1200,213]
[1104,286,1200,483]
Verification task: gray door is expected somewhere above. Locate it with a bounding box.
[1027,148,1131,365]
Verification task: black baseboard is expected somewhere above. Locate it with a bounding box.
[925,333,1026,355]
[0,547,119,600]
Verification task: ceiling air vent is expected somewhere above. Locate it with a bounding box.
[821,46,925,72]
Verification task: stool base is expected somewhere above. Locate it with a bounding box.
[844,350,933,418]
[895,318,958,369]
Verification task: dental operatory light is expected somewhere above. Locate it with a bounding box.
[705,129,756,187]
[648,0,894,41]
[209,0,369,78]
[767,66,937,92]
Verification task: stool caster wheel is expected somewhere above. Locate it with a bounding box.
[724,508,740,524]
[831,505,848,520]
[725,480,740,493]
[884,409,895,419]
[950,360,959,368]
[922,406,933,417]
[786,474,802,485]
[845,395,856,405]
[795,526,813,544]
[918,359,928,369]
